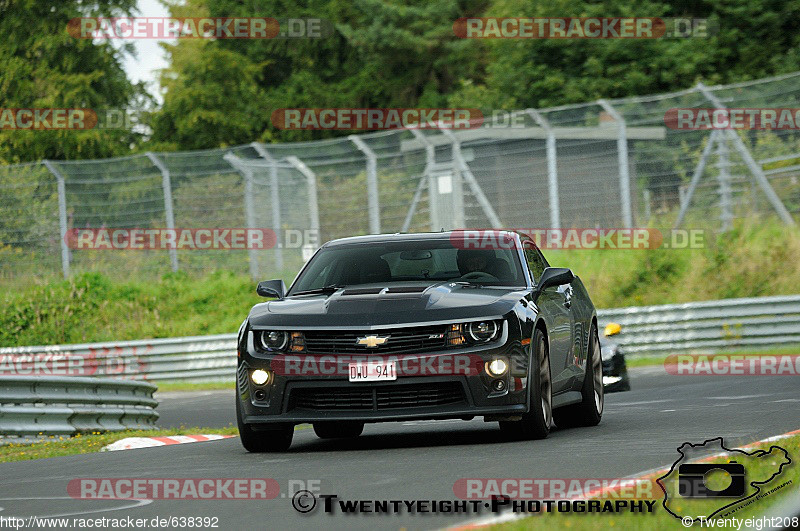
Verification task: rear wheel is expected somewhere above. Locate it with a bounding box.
[499,327,551,440]
[313,421,364,439]
[553,323,603,428]
[236,394,294,452]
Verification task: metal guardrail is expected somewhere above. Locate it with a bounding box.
[598,294,800,355]
[0,334,237,381]
[0,376,159,436]
[1,295,798,387]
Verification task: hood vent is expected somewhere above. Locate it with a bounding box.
[385,286,428,294]
[342,288,384,296]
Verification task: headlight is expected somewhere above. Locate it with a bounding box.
[259,330,289,351]
[468,321,499,342]
[486,358,509,376]
[447,320,502,346]
[250,369,271,385]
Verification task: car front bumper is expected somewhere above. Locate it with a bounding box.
[237,330,531,425]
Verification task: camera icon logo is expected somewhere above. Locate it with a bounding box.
[657,437,792,522]
[677,462,745,498]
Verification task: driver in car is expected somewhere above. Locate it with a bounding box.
[456,249,495,275]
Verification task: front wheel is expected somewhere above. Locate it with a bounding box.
[236,394,294,452]
[553,323,603,428]
[499,327,551,440]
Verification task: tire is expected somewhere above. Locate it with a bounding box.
[553,323,603,428]
[236,393,294,452]
[499,327,551,440]
[313,421,364,439]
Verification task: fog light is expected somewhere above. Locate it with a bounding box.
[492,379,506,392]
[486,358,509,376]
[250,369,271,386]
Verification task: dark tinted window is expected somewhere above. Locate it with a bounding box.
[523,245,548,284]
[290,240,527,293]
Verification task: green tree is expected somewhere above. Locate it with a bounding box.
[0,0,147,163]
[150,0,488,146]
[447,0,800,109]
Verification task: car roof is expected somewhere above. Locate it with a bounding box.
[322,230,520,248]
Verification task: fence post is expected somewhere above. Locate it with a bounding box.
[696,82,796,226]
[715,134,734,231]
[348,135,381,234]
[527,109,560,229]
[145,152,178,272]
[407,129,439,231]
[286,156,320,251]
[675,130,720,229]
[250,142,284,273]
[223,153,261,280]
[597,100,633,228]
[440,128,502,228]
[42,160,70,278]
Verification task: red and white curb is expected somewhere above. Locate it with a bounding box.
[101,434,234,452]
[449,427,800,529]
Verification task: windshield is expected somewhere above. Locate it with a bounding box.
[289,240,527,294]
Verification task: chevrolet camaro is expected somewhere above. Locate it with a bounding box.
[235,231,603,452]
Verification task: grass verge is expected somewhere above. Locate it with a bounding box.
[493,432,800,530]
[0,426,237,463]
[625,345,800,369]
[2,219,799,348]
[154,381,235,392]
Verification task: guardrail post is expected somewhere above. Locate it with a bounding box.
[349,135,381,234]
[440,128,502,228]
[286,156,320,253]
[145,152,179,272]
[527,109,561,229]
[224,153,261,280]
[598,99,633,228]
[251,143,284,272]
[42,160,70,278]
[696,82,796,226]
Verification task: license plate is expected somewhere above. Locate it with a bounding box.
[349,361,397,382]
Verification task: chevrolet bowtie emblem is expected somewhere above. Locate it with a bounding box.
[356,335,389,348]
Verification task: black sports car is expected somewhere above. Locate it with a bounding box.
[600,322,631,392]
[235,231,603,452]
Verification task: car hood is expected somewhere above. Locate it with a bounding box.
[247,283,531,329]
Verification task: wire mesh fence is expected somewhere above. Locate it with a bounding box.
[2,72,800,281]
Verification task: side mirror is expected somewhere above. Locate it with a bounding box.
[534,267,574,299]
[256,279,286,299]
[604,322,622,337]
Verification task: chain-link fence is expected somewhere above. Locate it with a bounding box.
[2,72,800,281]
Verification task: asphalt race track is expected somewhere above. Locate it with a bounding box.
[2,367,798,530]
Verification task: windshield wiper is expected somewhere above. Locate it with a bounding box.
[291,284,346,296]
